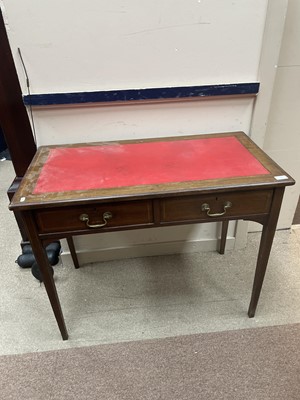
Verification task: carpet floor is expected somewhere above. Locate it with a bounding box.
[1,323,299,400]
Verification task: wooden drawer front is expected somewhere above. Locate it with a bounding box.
[35,200,154,233]
[160,190,273,223]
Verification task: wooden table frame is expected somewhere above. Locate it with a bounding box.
[10,132,295,340]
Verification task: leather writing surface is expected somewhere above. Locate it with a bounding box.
[33,136,270,194]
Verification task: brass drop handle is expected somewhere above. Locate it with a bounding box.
[201,201,232,217]
[79,211,113,228]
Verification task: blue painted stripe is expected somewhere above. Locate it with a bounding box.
[23,83,259,106]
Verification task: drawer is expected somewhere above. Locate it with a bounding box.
[160,190,273,223]
[35,200,154,233]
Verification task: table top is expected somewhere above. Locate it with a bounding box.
[10,132,295,210]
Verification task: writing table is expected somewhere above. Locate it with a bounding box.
[10,132,295,340]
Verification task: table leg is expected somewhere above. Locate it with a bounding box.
[66,236,80,269]
[219,220,229,254]
[248,188,285,318]
[22,211,69,340]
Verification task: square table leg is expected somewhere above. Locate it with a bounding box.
[248,187,285,318]
[22,211,69,340]
[219,220,229,254]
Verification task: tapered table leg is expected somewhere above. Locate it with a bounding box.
[22,211,69,340]
[219,220,229,254]
[248,188,285,318]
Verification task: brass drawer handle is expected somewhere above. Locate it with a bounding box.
[79,211,113,228]
[201,201,232,217]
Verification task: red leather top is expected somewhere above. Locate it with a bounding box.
[33,136,270,194]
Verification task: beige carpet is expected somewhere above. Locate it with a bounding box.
[1,323,300,400]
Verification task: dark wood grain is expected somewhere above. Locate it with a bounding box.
[22,211,68,340]
[160,190,273,223]
[34,200,154,233]
[219,221,229,255]
[248,187,285,317]
[0,9,36,177]
[0,9,37,245]
[8,132,295,339]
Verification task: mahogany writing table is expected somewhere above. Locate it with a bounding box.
[9,132,295,340]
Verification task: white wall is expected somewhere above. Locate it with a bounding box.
[262,0,300,229]
[3,0,290,263]
[2,0,267,93]
[32,98,254,146]
[248,0,300,231]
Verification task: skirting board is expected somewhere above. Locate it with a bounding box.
[61,236,236,265]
